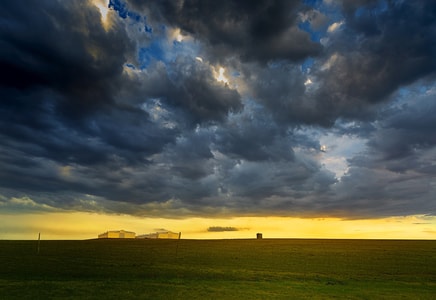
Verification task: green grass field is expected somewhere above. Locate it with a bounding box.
[0,239,435,299]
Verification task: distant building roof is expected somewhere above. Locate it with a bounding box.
[98,230,136,239]
[136,231,180,239]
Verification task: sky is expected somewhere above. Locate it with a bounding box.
[0,0,435,240]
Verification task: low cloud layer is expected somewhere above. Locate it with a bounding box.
[0,0,435,219]
[207,226,239,232]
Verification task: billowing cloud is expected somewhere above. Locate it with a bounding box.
[127,0,322,64]
[0,0,435,220]
[314,0,436,108]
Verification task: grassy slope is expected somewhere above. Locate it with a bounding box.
[0,239,435,299]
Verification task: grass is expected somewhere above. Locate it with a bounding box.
[0,239,435,299]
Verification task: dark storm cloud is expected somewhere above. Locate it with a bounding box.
[0,0,134,117]
[241,63,331,126]
[330,165,436,218]
[0,0,170,169]
[0,1,141,204]
[358,91,436,174]
[99,0,436,129]
[127,0,322,63]
[221,159,335,203]
[327,90,436,217]
[0,0,241,202]
[313,0,436,110]
[133,57,242,125]
[1,0,435,219]
[214,103,296,162]
[238,0,436,127]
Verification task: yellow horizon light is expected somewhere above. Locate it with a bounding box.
[0,212,434,240]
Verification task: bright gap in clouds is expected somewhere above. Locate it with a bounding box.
[319,132,367,179]
[327,21,344,33]
[216,67,229,84]
[169,28,186,42]
[93,0,110,29]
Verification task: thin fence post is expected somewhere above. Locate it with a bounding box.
[175,232,181,260]
[37,232,41,255]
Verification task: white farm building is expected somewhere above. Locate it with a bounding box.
[98,230,136,239]
[136,231,180,239]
